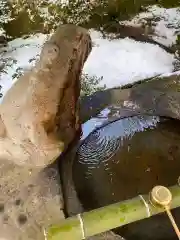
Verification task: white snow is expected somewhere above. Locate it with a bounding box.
[0,33,47,98]
[0,28,175,99]
[121,5,180,46]
[146,5,180,46]
[84,30,175,88]
[159,69,180,78]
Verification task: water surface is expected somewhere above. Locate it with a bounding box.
[73,115,180,239]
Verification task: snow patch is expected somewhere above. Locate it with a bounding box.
[121,5,180,46]
[0,33,47,98]
[159,69,180,78]
[84,30,175,88]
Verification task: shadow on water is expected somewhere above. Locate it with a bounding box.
[73,115,180,240]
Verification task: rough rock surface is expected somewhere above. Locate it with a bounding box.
[0,24,92,240]
[80,74,180,123]
[0,24,91,167]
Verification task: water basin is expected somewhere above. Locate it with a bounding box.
[73,115,180,240]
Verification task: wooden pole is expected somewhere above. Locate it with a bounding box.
[47,185,180,240]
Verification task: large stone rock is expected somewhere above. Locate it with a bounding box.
[0,24,92,240]
[0,24,91,167]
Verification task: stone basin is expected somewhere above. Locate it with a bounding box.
[61,73,180,240]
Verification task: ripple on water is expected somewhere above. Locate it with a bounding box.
[78,115,161,166]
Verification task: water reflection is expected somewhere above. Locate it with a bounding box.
[81,108,111,139]
[74,115,180,202]
[80,115,160,164]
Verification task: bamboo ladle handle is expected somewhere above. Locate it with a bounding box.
[150,186,180,239]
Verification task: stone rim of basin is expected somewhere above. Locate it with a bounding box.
[60,73,180,240]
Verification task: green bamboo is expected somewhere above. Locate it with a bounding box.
[47,185,180,240]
